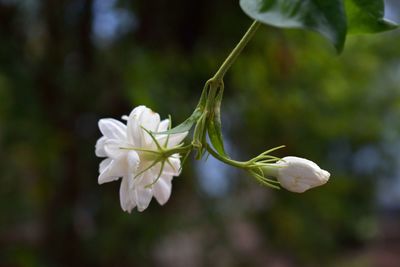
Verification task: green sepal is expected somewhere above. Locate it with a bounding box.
[156,107,203,135]
[207,87,227,157]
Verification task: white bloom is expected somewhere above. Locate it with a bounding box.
[95,105,188,212]
[274,156,330,193]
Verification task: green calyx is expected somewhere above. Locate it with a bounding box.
[141,127,193,160]
[122,127,193,188]
[192,78,225,159]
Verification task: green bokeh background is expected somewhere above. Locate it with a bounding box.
[1,1,400,266]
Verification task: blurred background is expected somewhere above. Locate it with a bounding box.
[1,0,400,266]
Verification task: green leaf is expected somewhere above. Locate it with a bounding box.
[345,0,398,34]
[239,0,347,52]
[207,89,227,156]
[157,108,203,135]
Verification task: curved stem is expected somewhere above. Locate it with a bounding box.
[205,144,248,169]
[191,21,260,159]
[212,20,260,82]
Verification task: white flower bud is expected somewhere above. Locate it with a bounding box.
[274,156,330,193]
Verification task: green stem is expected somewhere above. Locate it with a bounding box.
[205,144,248,169]
[212,20,260,82]
[193,21,260,161]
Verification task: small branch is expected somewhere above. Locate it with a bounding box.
[205,144,248,169]
[212,20,260,82]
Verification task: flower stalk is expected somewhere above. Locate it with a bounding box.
[192,19,325,193]
[211,20,260,82]
[205,144,248,169]
[190,21,261,159]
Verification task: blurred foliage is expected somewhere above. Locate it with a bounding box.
[1,0,400,267]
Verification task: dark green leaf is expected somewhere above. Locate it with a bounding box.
[240,0,347,52]
[345,0,398,34]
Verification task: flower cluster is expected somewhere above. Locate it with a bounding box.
[96,105,331,213]
[95,106,187,212]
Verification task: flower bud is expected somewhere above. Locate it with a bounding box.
[273,156,330,193]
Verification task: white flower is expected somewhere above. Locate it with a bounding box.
[95,105,188,212]
[274,156,330,193]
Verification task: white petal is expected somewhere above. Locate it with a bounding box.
[95,136,107,157]
[127,106,147,145]
[152,177,172,205]
[98,151,139,184]
[104,139,126,159]
[163,156,181,176]
[98,159,124,184]
[169,132,188,146]
[127,151,140,171]
[131,167,162,211]
[138,107,160,133]
[140,111,161,146]
[295,181,312,193]
[276,156,330,193]
[158,119,170,132]
[98,118,127,140]
[133,187,153,212]
[129,106,147,118]
[318,170,330,184]
[126,106,164,147]
[99,158,112,173]
[120,177,136,212]
[157,132,188,148]
[125,151,141,188]
[129,160,156,189]
[119,177,129,211]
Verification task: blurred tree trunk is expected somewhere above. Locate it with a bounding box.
[38,0,93,266]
